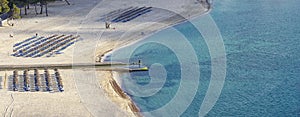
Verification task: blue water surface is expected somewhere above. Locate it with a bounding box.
[108,0,300,116]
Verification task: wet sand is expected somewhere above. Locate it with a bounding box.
[100,71,141,117]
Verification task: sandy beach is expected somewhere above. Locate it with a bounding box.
[0,0,209,116]
[100,71,141,117]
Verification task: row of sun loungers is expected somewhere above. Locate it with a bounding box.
[100,7,135,21]
[44,69,53,91]
[27,35,72,57]
[14,35,59,52]
[102,6,152,23]
[34,35,80,58]
[122,7,152,22]
[13,36,37,47]
[34,69,41,91]
[24,35,66,57]
[11,69,64,92]
[13,37,45,52]
[13,70,18,91]
[54,68,64,92]
[23,70,30,91]
[12,34,80,58]
[112,7,152,23]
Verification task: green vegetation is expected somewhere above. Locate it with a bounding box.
[12,0,56,16]
[0,0,10,14]
[1,0,60,19]
[12,4,20,18]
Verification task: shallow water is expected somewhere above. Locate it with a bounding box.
[106,0,300,116]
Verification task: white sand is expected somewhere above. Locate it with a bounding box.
[0,0,209,116]
[0,70,92,117]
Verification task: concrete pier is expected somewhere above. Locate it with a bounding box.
[0,62,148,71]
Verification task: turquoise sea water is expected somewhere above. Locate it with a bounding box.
[106,0,300,116]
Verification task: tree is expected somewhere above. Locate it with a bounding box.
[11,0,27,15]
[45,1,47,16]
[0,0,20,19]
[34,1,37,14]
[24,0,27,15]
[2,0,59,18]
[18,0,29,15]
[28,0,39,14]
[39,0,43,14]
[39,0,55,16]
[12,4,20,18]
[11,0,39,16]
[0,0,10,14]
